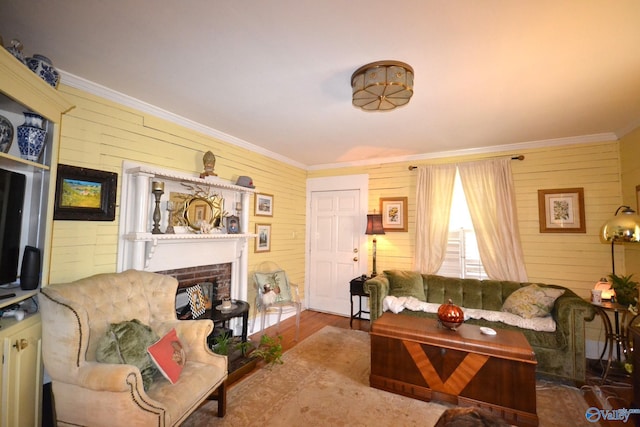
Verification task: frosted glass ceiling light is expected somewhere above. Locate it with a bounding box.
[351,61,414,111]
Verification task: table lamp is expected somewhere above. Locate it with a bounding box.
[601,205,640,275]
[365,213,385,276]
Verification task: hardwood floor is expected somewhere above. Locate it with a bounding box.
[247,309,369,353]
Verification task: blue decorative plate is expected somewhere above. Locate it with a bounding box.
[0,115,13,153]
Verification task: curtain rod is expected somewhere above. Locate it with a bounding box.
[408,154,524,170]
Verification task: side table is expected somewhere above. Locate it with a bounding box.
[349,276,370,328]
[209,300,250,343]
[589,299,637,382]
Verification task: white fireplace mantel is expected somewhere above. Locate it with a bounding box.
[117,160,256,302]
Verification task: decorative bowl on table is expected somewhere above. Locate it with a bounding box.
[437,299,465,330]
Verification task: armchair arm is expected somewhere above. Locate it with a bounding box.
[365,275,390,322]
[74,361,145,392]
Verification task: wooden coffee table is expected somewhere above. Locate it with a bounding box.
[370,313,538,426]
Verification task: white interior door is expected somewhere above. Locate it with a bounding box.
[306,175,369,316]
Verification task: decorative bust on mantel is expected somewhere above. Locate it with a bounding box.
[200,150,217,178]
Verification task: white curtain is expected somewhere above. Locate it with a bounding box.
[457,158,528,282]
[414,164,457,273]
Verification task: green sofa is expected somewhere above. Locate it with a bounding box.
[365,271,596,384]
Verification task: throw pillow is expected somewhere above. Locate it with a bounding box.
[501,284,565,319]
[147,328,186,384]
[95,319,160,391]
[384,270,426,302]
[254,270,292,304]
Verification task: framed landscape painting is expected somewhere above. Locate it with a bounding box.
[255,193,273,217]
[53,164,117,221]
[537,188,585,233]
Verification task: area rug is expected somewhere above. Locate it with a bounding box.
[183,326,597,426]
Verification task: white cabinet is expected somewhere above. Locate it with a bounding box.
[0,47,73,426]
[0,311,42,427]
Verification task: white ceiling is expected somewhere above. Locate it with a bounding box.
[1,1,639,168]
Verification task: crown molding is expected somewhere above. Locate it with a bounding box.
[308,133,619,171]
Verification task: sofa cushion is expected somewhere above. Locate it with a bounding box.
[96,319,160,390]
[148,328,186,384]
[385,270,426,301]
[501,284,565,319]
[255,270,293,303]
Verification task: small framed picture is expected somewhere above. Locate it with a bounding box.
[538,188,585,233]
[186,284,206,318]
[380,197,408,232]
[226,215,240,234]
[53,164,118,221]
[255,223,271,252]
[255,193,274,217]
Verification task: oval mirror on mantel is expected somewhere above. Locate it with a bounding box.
[183,195,223,231]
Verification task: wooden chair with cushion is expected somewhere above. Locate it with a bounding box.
[250,261,301,341]
[39,269,227,426]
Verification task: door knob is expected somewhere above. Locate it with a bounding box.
[13,338,28,351]
[353,257,358,262]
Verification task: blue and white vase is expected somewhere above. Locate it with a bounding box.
[26,54,59,88]
[17,112,47,162]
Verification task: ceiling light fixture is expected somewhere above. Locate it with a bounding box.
[351,60,414,111]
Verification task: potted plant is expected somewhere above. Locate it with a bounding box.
[250,334,284,368]
[609,273,639,307]
[212,333,283,368]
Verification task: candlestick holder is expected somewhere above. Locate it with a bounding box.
[151,181,164,234]
[165,201,175,234]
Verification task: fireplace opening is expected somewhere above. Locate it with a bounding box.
[156,263,232,317]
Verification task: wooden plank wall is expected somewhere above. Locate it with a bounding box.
[51,85,307,310]
[309,140,622,296]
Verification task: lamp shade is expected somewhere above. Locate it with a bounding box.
[365,214,385,235]
[601,206,640,243]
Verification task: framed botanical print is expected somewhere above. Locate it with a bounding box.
[538,188,585,233]
[380,197,408,232]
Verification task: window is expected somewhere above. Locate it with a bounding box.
[436,171,488,279]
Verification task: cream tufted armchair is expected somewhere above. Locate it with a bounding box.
[39,269,227,426]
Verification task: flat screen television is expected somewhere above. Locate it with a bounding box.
[0,168,26,285]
